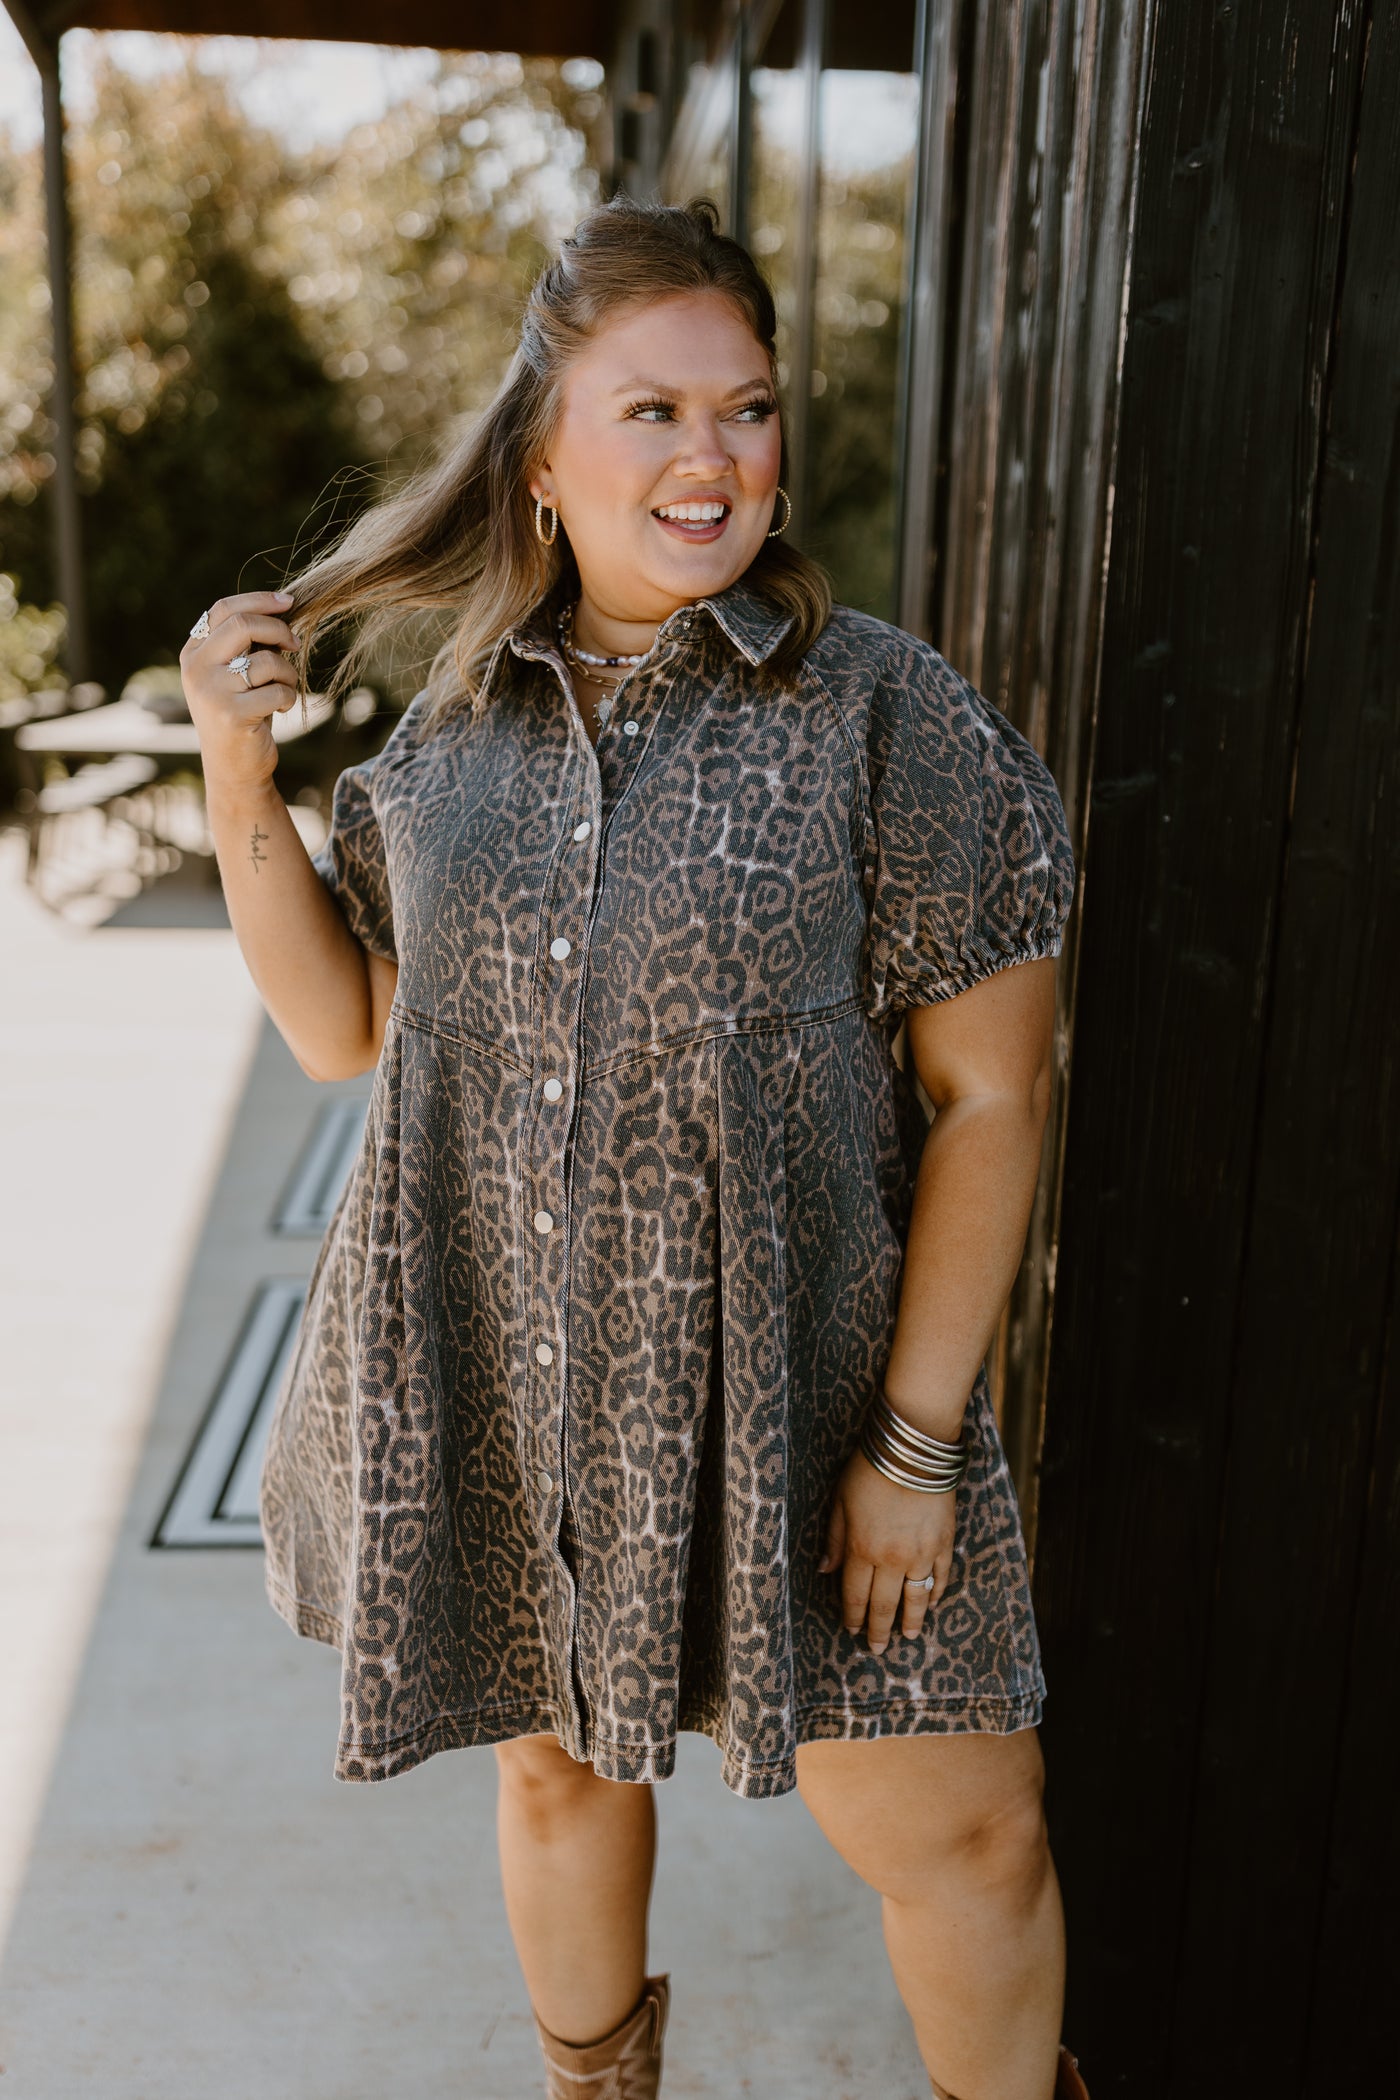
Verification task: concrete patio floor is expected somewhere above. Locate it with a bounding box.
[0,820,931,2098]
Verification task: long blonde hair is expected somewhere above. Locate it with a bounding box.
[281,195,831,732]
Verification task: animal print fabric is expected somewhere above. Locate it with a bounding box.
[259,569,1077,1798]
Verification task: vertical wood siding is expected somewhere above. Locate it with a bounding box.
[642,3,1398,2075]
[1028,0,1398,2086]
[929,0,1151,1531]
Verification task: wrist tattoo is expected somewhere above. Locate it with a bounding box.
[249,822,269,873]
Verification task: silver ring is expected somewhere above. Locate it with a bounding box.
[189,609,211,640]
[227,652,254,687]
[903,1572,936,1590]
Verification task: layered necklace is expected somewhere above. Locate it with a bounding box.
[555,598,648,732]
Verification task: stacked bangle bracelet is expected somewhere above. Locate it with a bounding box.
[859,1389,969,1495]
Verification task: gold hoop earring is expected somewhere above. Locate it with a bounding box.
[766,486,792,539]
[534,494,559,547]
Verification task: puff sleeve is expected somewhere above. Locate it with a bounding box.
[309,690,428,965]
[863,641,1076,1022]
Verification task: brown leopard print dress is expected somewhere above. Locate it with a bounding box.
[259,569,1077,1798]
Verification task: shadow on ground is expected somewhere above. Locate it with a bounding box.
[99,853,231,930]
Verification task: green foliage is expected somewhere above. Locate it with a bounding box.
[806,167,914,621]
[0,571,65,699]
[0,42,604,697]
[85,242,363,684]
[746,66,919,621]
[0,122,48,558]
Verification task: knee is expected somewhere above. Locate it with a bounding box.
[493,1732,615,1842]
[941,1769,1052,1908]
[873,1752,1051,1911]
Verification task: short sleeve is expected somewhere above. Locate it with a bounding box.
[863,642,1076,1022]
[309,690,429,965]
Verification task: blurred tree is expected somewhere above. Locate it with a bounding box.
[84,243,364,686]
[0,40,604,698]
[805,158,914,620]
[257,52,605,463]
[744,116,915,620]
[0,572,65,700]
[0,103,51,588]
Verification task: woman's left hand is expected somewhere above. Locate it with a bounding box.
[818,1446,958,1654]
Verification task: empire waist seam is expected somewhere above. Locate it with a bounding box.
[386,993,872,1075]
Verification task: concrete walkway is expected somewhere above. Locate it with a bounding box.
[0,822,929,2098]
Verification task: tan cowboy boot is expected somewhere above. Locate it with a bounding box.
[531,1972,671,2099]
[1056,2042,1090,2098]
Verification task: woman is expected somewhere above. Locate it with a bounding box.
[180,196,1085,2100]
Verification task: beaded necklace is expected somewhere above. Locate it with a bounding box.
[560,600,647,667]
[555,600,649,731]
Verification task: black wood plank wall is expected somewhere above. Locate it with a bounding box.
[642,1,1398,2084]
[1025,0,1400,2091]
[930,0,1151,1535]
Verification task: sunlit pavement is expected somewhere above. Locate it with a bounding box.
[0,819,927,2099]
[0,821,263,1944]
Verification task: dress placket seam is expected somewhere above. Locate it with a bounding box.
[582,628,695,842]
[529,678,599,1759]
[554,766,603,1758]
[528,617,692,1755]
[557,840,607,1754]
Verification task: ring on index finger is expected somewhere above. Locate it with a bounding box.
[189,608,211,641]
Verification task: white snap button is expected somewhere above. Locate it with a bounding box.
[550,936,572,960]
[535,1342,554,1365]
[543,1077,563,1101]
[533,1209,554,1234]
[536,1467,553,1493]
[573,820,592,841]
[622,719,639,736]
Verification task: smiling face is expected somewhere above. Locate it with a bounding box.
[528,289,784,634]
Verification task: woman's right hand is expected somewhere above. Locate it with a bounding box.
[179,588,302,790]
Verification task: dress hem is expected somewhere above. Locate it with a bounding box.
[265,1573,1045,1803]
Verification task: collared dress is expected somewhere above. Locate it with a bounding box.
[259,571,1077,1800]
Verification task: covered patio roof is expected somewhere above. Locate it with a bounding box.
[6,0,614,60]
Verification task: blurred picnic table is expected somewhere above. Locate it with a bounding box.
[7,677,346,905]
[15,690,337,759]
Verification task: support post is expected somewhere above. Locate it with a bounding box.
[784,0,825,545]
[7,2,88,683]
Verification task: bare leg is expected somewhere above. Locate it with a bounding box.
[794,1728,1065,2100]
[494,1732,658,2044]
